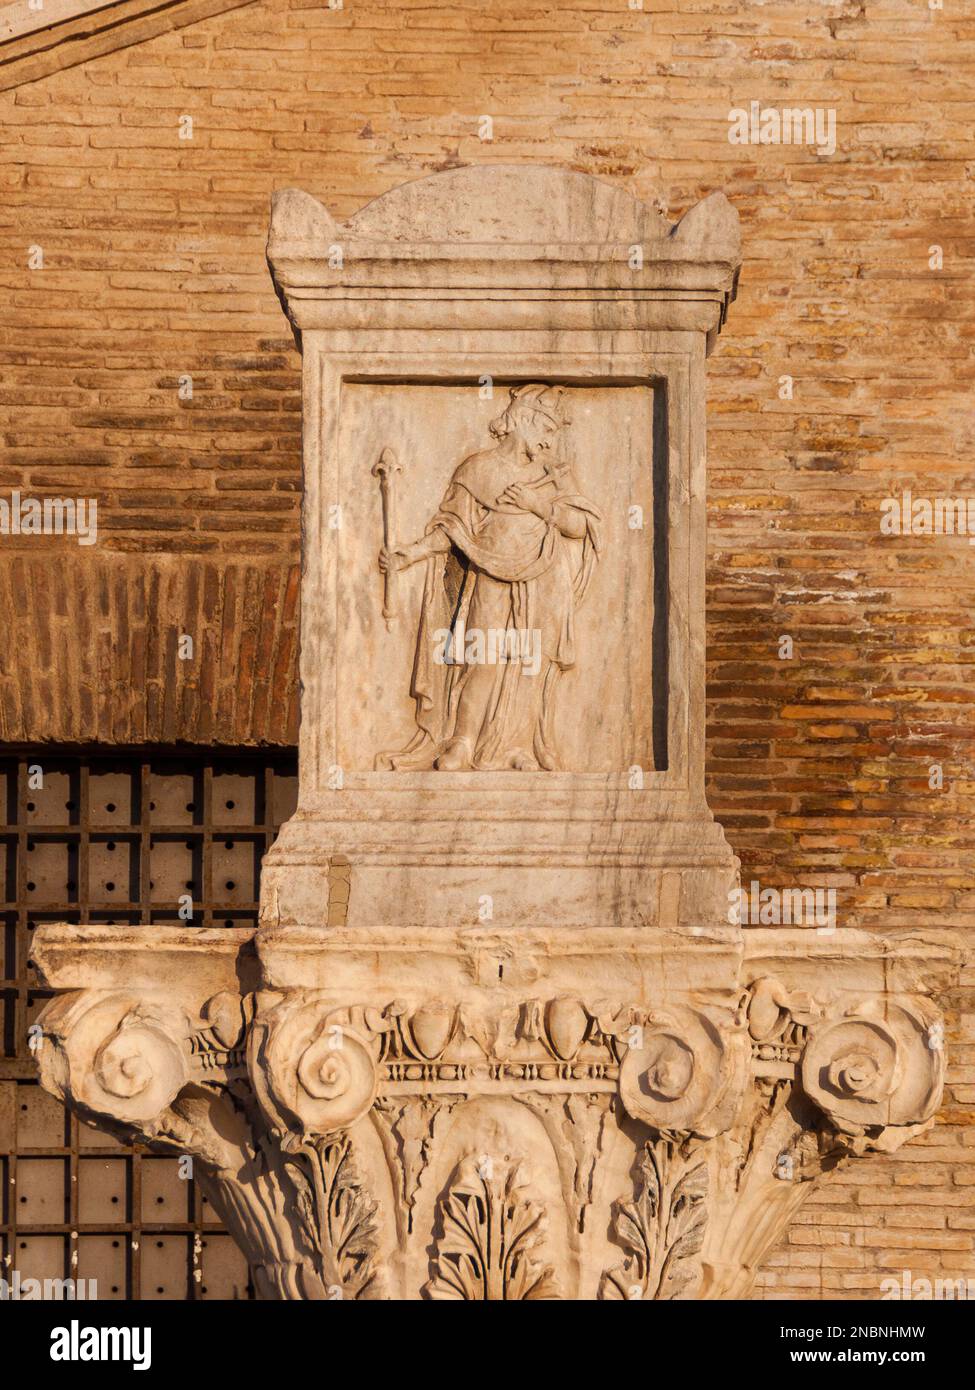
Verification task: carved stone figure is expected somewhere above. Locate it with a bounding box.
[377,384,601,771]
[28,166,957,1301]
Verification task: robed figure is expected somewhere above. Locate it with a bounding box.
[377,385,601,771]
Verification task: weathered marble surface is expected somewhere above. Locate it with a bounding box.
[31,167,955,1300]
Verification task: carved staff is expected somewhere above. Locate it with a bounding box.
[373,447,402,629]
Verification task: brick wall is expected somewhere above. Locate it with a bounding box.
[0,0,972,1295]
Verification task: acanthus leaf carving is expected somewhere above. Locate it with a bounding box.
[514,1090,615,1234]
[600,1138,709,1301]
[425,1155,560,1301]
[372,1095,460,1234]
[31,971,952,1299]
[283,1134,386,1301]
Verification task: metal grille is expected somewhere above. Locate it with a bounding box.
[0,749,298,1300]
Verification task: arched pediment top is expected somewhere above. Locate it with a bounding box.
[268,164,739,263]
[347,165,671,245]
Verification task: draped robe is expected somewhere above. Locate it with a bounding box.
[379,445,601,771]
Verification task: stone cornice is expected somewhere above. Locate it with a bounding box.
[266,167,741,348]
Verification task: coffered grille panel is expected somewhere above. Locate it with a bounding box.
[0,749,298,1300]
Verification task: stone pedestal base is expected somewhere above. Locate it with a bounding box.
[30,922,952,1300]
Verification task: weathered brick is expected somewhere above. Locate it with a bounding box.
[0,0,972,1298]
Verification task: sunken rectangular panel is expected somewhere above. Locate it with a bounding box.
[148,836,201,906]
[78,1158,129,1223]
[12,1235,67,1285]
[335,380,659,775]
[141,1158,191,1224]
[76,1235,128,1299]
[25,768,80,826]
[25,838,80,907]
[141,1235,191,1301]
[14,1082,68,1148]
[199,1234,250,1300]
[148,771,202,826]
[211,771,259,825]
[88,770,138,827]
[0,748,297,1299]
[210,836,263,907]
[88,836,140,907]
[15,1158,68,1222]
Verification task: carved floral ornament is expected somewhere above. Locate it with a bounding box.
[31,970,949,1299]
[36,983,946,1146]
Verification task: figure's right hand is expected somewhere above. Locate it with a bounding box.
[379,545,410,573]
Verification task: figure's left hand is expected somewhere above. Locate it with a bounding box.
[500,483,551,520]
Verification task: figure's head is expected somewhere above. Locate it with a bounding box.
[490,384,570,459]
